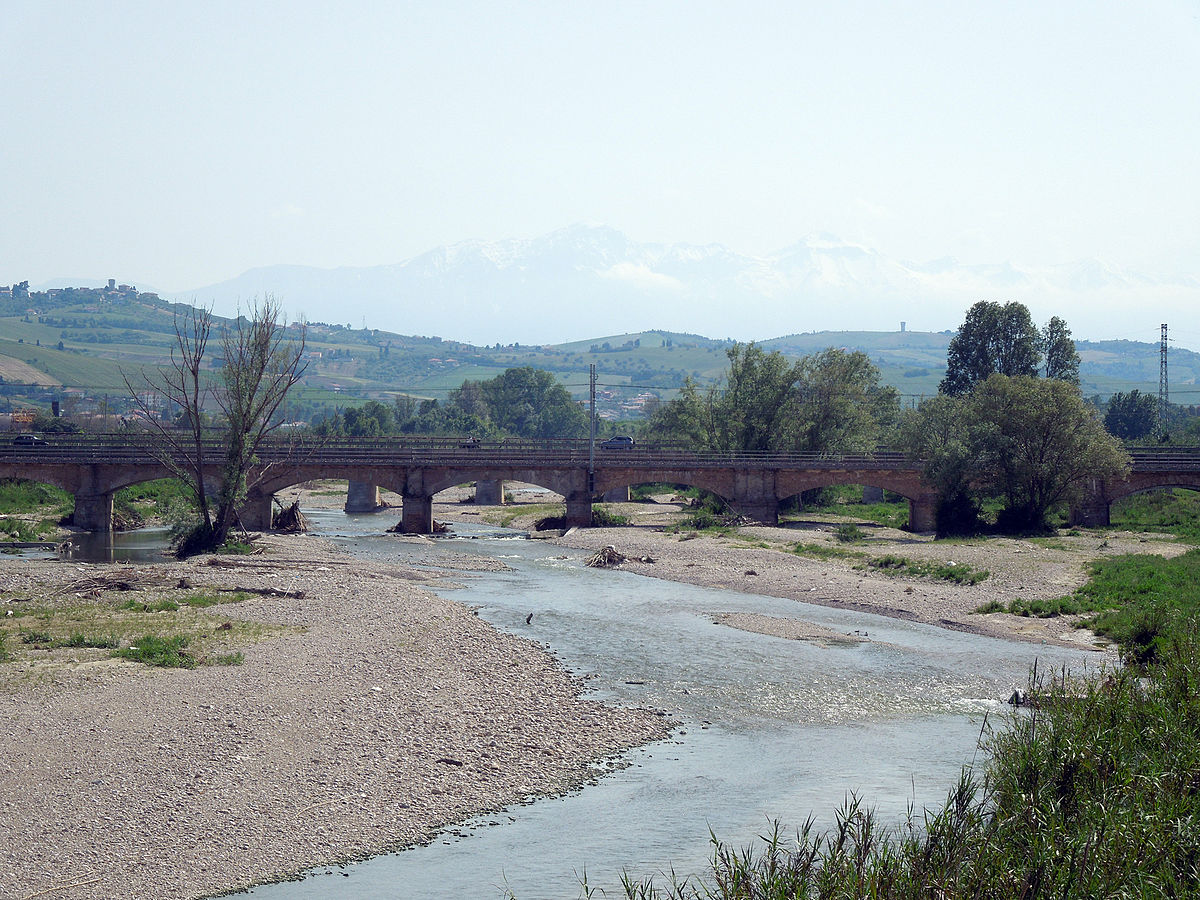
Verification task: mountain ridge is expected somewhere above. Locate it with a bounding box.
[138,225,1196,349]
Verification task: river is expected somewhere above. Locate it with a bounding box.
[223,508,1094,899]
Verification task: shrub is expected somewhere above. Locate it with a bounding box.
[590,506,630,527]
[834,523,867,543]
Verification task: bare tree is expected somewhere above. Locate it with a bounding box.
[125,297,306,553]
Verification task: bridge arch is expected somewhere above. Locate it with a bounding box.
[1106,477,1200,505]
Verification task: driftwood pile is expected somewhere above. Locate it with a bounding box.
[51,571,161,597]
[272,501,309,534]
[586,545,626,568]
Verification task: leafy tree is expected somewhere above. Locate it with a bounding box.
[125,299,307,553]
[793,348,899,454]
[898,394,981,537]
[471,367,588,439]
[973,375,1128,532]
[1104,390,1158,441]
[1041,315,1080,384]
[646,343,897,454]
[709,343,801,452]
[906,375,1130,534]
[940,301,1041,395]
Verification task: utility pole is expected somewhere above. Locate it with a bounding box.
[1159,323,1169,438]
[588,364,596,493]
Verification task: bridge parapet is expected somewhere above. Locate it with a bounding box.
[5,435,1196,535]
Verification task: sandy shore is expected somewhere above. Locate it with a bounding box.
[0,535,669,900]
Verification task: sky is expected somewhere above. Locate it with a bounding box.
[3,1,1198,343]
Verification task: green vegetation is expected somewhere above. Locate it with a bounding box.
[0,478,73,516]
[483,502,564,529]
[833,523,867,543]
[863,554,989,585]
[0,588,292,677]
[114,634,197,668]
[313,366,589,440]
[611,623,1200,898]
[590,506,630,527]
[784,485,910,530]
[1104,389,1158,440]
[789,542,866,562]
[1110,488,1200,542]
[940,301,1079,395]
[645,342,898,454]
[630,483,688,501]
[901,374,1128,536]
[977,544,1200,664]
[0,517,59,542]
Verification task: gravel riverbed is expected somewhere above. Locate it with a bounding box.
[0,535,669,900]
[1,486,1186,899]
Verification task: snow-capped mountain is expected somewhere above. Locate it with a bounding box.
[168,225,1197,347]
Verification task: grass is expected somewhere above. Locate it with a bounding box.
[604,622,1200,899]
[482,502,564,528]
[781,485,910,530]
[0,587,295,678]
[114,634,196,668]
[983,548,1200,663]
[861,554,990,585]
[630,482,691,501]
[0,478,73,517]
[0,517,60,542]
[790,542,867,562]
[666,512,735,536]
[1109,488,1200,542]
[833,523,868,543]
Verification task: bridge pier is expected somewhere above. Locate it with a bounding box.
[908,496,937,533]
[601,485,630,503]
[345,480,382,513]
[1069,478,1112,528]
[730,469,778,525]
[565,493,592,529]
[736,502,779,525]
[239,494,275,531]
[402,494,434,534]
[862,485,884,503]
[73,494,113,532]
[474,480,505,505]
[1070,502,1110,527]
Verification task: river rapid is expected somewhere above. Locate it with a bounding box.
[226,509,1096,899]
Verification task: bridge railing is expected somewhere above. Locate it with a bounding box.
[0,433,929,469]
[6,433,1200,473]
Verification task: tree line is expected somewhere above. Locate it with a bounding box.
[314,366,589,441]
[645,300,1130,536]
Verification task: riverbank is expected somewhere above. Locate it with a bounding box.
[0,535,670,900]
[548,519,1187,650]
[319,481,1185,650]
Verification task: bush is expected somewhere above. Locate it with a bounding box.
[590,506,630,527]
[834,523,867,543]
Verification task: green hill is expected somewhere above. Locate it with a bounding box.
[2,290,1195,422]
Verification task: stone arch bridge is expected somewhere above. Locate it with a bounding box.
[0,436,1195,534]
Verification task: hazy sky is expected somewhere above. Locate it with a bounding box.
[3,1,1197,335]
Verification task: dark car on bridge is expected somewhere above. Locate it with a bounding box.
[11,434,47,447]
[600,435,635,449]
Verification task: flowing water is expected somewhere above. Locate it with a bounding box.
[225,509,1096,899]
